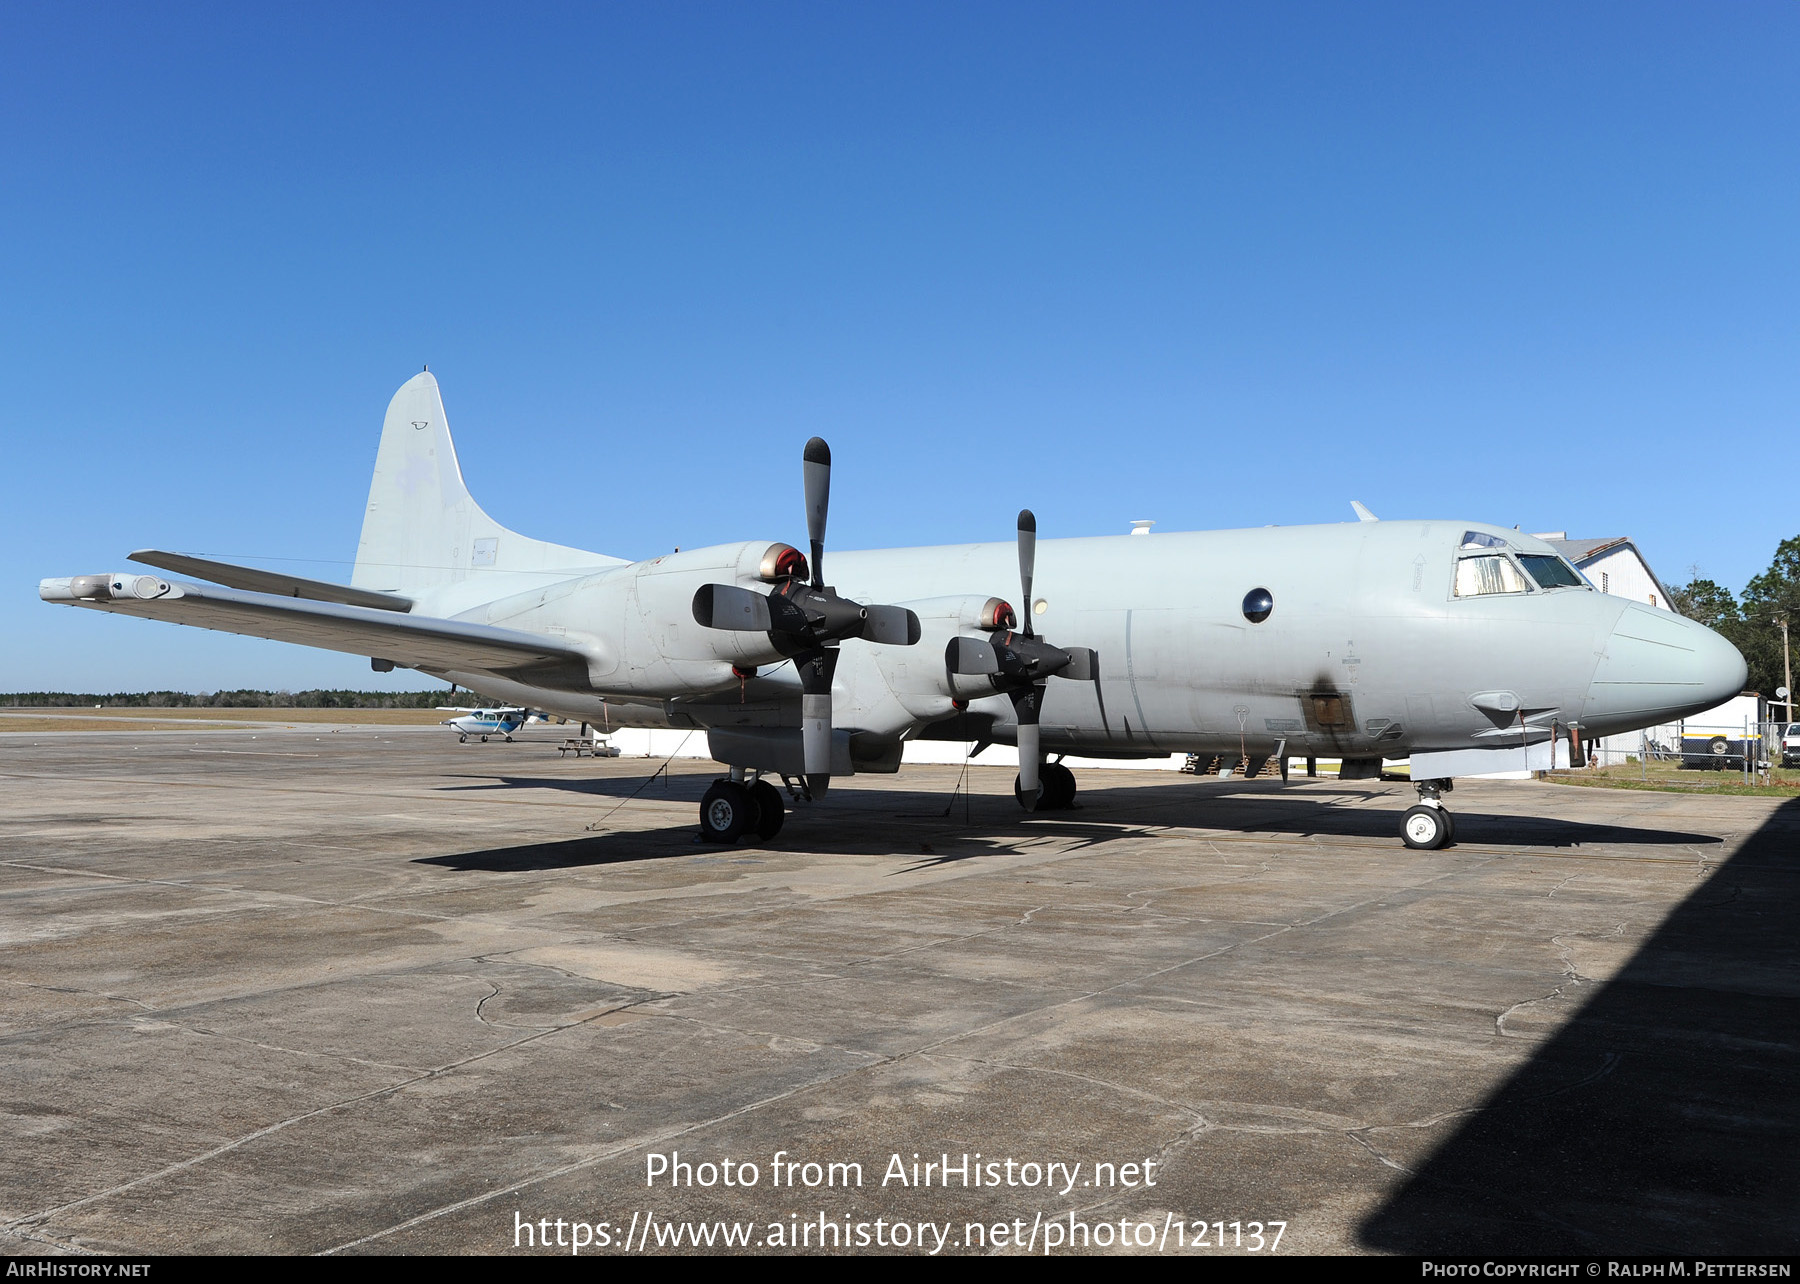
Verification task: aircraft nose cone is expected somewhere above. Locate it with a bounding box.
[1584,603,1746,735]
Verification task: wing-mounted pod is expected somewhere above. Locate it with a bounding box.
[942,510,1101,810]
[691,437,921,796]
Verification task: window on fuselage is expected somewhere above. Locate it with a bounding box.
[1517,554,1585,589]
[1453,554,1530,597]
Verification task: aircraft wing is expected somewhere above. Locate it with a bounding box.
[40,571,593,687]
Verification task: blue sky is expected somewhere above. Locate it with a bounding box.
[4,3,1795,691]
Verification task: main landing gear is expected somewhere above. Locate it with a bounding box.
[1400,778,1456,849]
[698,774,787,844]
[1015,761,1078,811]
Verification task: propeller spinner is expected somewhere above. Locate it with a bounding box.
[944,509,1099,811]
[692,437,922,797]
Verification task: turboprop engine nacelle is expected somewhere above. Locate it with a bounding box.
[873,595,1021,717]
[569,542,820,696]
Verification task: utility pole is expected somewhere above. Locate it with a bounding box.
[1783,615,1792,726]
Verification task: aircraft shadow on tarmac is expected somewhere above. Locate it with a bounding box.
[1358,796,1800,1255]
[419,774,1721,872]
[412,824,1068,872]
[432,772,1722,852]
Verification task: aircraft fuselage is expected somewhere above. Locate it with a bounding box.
[422,519,1742,766]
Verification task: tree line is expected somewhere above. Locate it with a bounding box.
[1670,534,1800,704]
[1,689,452,709]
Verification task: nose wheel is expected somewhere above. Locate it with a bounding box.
[1401,778,1456,849]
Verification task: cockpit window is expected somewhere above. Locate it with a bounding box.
[1454,554,1531,597]
[1518,554,1585,589]
[1459,531,1509,550]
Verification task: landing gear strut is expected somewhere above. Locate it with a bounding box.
[1401,778,1455,849]
[698,774,786,844]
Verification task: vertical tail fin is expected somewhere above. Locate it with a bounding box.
[351,372,617,599]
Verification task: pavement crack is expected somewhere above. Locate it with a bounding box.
[471,982,507,1027]
[0,978,155,1013]
[1342,1128,1415,1175]
[1495,934,1592,1037]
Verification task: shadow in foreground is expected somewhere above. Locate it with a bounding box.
[1360,797,1800,1254]
[435,771,1724,851]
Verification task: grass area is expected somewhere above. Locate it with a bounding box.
[1545,760,1800,798]
[0,707,448,733]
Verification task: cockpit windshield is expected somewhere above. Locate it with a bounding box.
[1459,531,1509,550]
[1453,554,1530,597]
[1517,554,1585,589]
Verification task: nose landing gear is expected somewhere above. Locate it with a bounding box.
[1401,778,1456,849]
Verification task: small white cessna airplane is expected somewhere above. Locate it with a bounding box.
[438,705,527,742]
[41,372,1745,849]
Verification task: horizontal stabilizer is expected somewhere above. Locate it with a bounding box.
[131,550,413,612]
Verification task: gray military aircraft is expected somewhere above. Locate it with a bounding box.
[40,372,1746,849]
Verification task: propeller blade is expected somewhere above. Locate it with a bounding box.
[862,604,922,646]
[804,437,830,589]
[1057,646,1097,682]
[1017,509,1037,638]
[946,636,999,675]
[692,583,773,631]
[798,647,838,780]
[1012,685,1043,810]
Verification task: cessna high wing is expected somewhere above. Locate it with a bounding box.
[41,372,1746,849]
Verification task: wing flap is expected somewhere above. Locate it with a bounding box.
[40,572,593,685]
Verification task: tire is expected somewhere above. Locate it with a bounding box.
[1013,773,1043,811]
[1401,804,1450,850]
[1041,762,1077,810]
[750,780,785,840]
[1440,807,1457,847]
[458,734,467,743]
[480,735,489,743]
[699,781,755,844]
